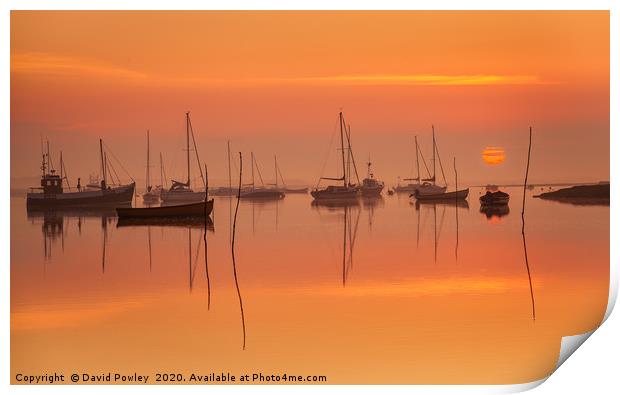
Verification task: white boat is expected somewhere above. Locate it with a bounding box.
[160,112,206,204]
[397,128,448,196]
[239,152,285,200]
[311,112,359,200]
[360,158,384,197]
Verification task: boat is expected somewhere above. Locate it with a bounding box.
[359,157,384,197]
[27,140,136,208]
[395,131,447,195]
[270,155,309,194]
[479,190,510,205]
[239,152,285,200]
[311,112,359,200]
[142,130,160,204]
[116,199,214,219]
[160,112,206,203]
[414,188,469,201]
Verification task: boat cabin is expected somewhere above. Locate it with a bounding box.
[40,172,63,194]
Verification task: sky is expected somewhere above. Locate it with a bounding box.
[10,11,609,188]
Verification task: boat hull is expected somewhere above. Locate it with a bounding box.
[394,184,446,195]
[239,189,285,200]
[311,187,359,200]
[116,199,214,219]
[479,190,510,205]
[26,183,135,208]
[414,188,469,201]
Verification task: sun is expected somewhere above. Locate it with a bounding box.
[482,147,506,165]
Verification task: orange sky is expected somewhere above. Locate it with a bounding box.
[10,11,609,186]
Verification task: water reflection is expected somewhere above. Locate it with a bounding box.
[361,196,384,231]
[11,187,609,383]
[480,204,510,220]
[311,199,362,285]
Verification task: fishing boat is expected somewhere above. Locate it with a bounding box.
[160,112,206,203]
[311,112,359,201]
[27,140,135,208]
[116,199,214,219]
[239,152,285,200]
[359,158,384,197]
[479,190,510,205]
[142,130,160,204]
[395,131,447,196]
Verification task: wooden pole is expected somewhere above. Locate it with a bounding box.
[231,152,246,350]
[522,127,533,229]
[521,126,535,321]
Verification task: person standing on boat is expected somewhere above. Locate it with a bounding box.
[77,177,81,191]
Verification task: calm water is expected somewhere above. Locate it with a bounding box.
[11,188,609,384]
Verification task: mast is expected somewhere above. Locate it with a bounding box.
[186,112,191,187]
[227,140,232,192]
[46,140,54,173]
[146,130,150,191]
[415,136,420,184]
[159,152,164,188]
[274,155,278,189]
[339,112,346,187]
[431,125,436,185]
[251,152,255,190]
[99,139,106,188]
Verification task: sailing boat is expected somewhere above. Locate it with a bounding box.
[239,152,285,199]
[27,139,135,208]
[311,112,359,200]
[160,112,207,203]
[413,155,469,201]
[210,141,235,196]
[394,135,423,193]
[395,129,447,196]
[270,155,308,194]
[417,126,448,196]
[359,157,384,197]
[142,130,159,204]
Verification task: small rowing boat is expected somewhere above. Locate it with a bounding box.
[479,190,510,205]
[116,199,213,219]
[413,188,469,201]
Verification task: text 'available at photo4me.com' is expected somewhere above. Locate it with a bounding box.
[14,372,329,384]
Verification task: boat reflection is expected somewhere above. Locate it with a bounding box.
[361,196,384,231]
[480,204,510,220]
[312,199,361,285]
[311,198,360,210]
[415,199,469,210]
[116,216,214,230]
[27,206,122,260]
